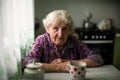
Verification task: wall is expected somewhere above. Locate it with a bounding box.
[35,0,120,33]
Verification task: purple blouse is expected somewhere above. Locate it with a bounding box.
[23,33,103,67]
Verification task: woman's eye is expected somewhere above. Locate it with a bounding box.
[53,27,58,32]
[62,27,69,32]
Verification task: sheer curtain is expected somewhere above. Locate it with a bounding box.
[0,0,34,79]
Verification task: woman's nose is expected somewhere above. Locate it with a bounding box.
[58,29,63,37]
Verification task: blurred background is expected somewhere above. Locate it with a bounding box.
[34,0,120,37]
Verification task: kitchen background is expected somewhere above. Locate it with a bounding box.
[0,0,120,80]
[35,0,120,36]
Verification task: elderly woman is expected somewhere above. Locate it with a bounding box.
[23,10,103,72]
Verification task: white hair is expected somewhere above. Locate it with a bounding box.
[42,10,73,32]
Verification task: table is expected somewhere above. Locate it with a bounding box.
[23,65,120,80]
[45,65,120,80]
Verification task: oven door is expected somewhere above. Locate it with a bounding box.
[84,40,114,65]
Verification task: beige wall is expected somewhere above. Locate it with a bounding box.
[35,0,120,33]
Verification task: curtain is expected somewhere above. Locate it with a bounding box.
[0,0,34,80]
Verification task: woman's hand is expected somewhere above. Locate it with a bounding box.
[51,59,63,64]
[40,59,70,72]
[51,59,69,64]
[42,61,70,72]
[37,58,70,72]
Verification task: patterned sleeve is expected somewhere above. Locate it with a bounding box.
[79,41,104,65]
[22,35,44,69]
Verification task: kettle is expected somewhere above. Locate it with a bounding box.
[83,19,94,29]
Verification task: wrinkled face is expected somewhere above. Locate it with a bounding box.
[48,20,71,46]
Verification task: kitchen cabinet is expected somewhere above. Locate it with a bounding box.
[113,33,120,70]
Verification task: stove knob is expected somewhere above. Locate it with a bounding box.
[103,35,106,39]
[96,35,98,39]
[92,35,95,39]
[84,35,88,39]
[100,35,102,39]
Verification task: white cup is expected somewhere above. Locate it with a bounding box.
[68,62,87,80]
